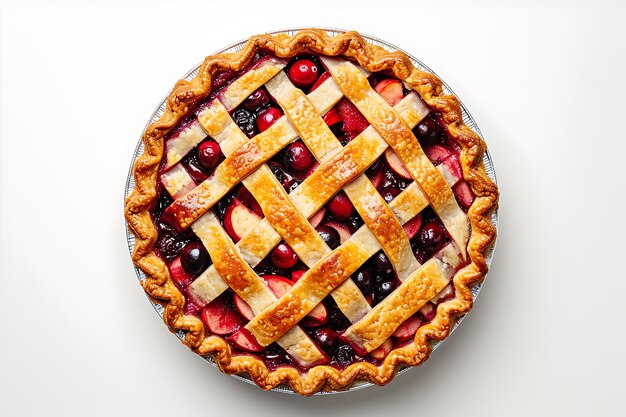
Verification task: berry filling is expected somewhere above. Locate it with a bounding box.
[149,53,473,371]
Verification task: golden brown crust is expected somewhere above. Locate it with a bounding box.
[124,29,498,395]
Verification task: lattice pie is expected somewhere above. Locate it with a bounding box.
[125,29,498,395]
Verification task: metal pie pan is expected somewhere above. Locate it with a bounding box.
[124,27,499,395]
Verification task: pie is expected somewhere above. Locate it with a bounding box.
[124,29,499,395]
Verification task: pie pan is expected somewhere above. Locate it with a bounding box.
[124,27,499,395]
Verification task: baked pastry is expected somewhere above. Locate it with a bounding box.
[125,29,498,395]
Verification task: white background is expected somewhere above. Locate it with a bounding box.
[1,0,625,415]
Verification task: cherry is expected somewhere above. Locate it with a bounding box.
[353,269,372,294]
[270,242,298,269]
[415,118,442,145]
[327,303,351,330]
[327,192,354,221]
[316,225,340,250]
[256,107,282,132]
[156,232,186,261]
[243,88,270,111]
[313,327,338,352]
[379,185,400,203]
[418,222,445,251]
[284,141,313,172]
[373,250,393,274]
[197,141,221,170]
[288,59,319,87]
[373,280,397,305]
[180,242,210,275]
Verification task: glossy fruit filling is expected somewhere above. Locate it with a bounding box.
[150,53,471,371]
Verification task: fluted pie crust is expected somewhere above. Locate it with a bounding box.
[124,29,498,395]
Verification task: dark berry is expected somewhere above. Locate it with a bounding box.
[373,280,397,305]
[270,242,298,269]
[353,269,372,294]
[197,141,221,170]
[284,178,301,193]
[328,303,350,330]
[415,118,442,145]
[316,225,340,250]
[379,185,400,203]
[243,88,269,111]
[232,108,257,137]
[313,327,338,352]
[267,161,293,187]
[335,344,355,366]
[180,242,210,275]
[346,215,364,232]
[327,192,354,221]
[264,349,291,369]
[157,233,186,261]
[418,222,445,251]
[373,251,393,274]
[184,155,209,183]
[256,107,282,132]
[284,141,313,172]
[288,59,319,87]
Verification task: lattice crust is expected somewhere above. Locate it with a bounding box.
[124,29,499,395]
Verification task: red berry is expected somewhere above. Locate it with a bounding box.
[288,59,319,87]
[256,107,282,132]
[327,192,354,221]
[197,141,221,170]
[243,88,269,111]
[270,242,298,269]
[284,142,313,172]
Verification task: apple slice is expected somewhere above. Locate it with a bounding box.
[418,302,437,322]
[403,213,422,240]
[168,257,194,288]
[392,314,424,341]
[291,269,307,283]
[431,283,455,304]
[324,221,352,244]
[308,208,326,228]
[224,198,262,242]
[236,186,263,217]
[201,295,244,335]
[370,338,393,360]
[233,274,328,325]
[452,180,475,210]
[424,145,452,165]
[322,107,341,127]
[374,79,404,106]
[384,148,412,179]
[228,328,264,352]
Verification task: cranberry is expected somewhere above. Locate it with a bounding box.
[243,88,269,111]
[418,222,445,251]
[284,141,313,172]
[197,141,221,170]
[373,280,397,305]
[313,327,338,352]
[373,251,393,274]
[327,192,354,221]
[415,118,442,145]
[270,242,298,269]
[379,185,400,203]
[353,269,372,294]
[180,242,210,275]
[335,344,355,366]
[256,107,282,132]
[316,225,340,250]
[232,108,257,137]
[288,59,319,87]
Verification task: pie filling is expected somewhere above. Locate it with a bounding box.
[150,53,474,372]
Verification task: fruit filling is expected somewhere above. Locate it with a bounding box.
[149,53,473,371]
